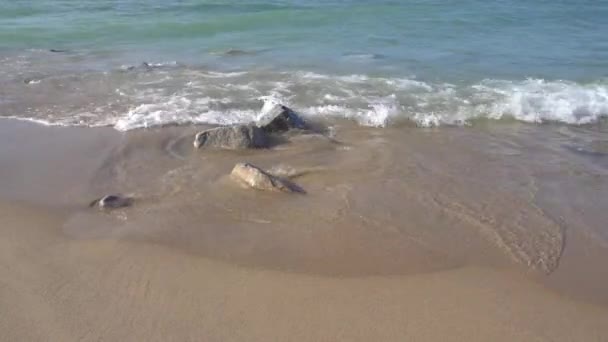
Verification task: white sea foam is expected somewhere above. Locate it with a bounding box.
[203,71,249,78]
[413,113,441,128]
[120,61,179,70]
[114,94,256,131]
[3,68,607,130]
[473,79,608,125]
[0,115,70,127]
[149,61,178,67]
[297,71,369,83]
[342,53,385,61]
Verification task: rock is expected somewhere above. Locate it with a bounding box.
[222,49,253,56]
[122,62,153,72]
[256,104,307,133]
[230,163,303,193]
[90,195,132,209]
[140,62,153,71]
[194,125,268,149]
[23,78,40,85]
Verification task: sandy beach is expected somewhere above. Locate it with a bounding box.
[2,200,608,342]
[3,0,608,340]
[1,118,608,341]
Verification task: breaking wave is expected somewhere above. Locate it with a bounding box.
[2,66,607,130]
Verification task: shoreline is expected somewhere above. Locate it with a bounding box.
[2,117,608,340]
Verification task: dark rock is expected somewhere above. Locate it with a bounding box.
[256,104,307,133]
[193,125,268,150]
[90,195,132,209]
[49,49,68,53]
[140,62,153,71]
[210,49,255,57]
[222,49,253,56]
[121,62,153,72]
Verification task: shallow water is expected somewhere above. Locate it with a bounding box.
[3,118,607,279]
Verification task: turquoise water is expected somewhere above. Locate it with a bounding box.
[3,0,608,80]
[1,0,607,128]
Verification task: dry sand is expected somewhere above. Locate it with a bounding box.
[1,119,608,341]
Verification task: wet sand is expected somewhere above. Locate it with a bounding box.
[1,119,608,341]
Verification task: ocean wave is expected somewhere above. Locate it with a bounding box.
[471,79,608,125]
[1,68,607,130]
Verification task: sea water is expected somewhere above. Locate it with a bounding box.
[0,0,607,129]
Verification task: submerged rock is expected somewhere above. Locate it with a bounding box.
[193,125,268,150]
[230,163,303,193]
[140,62,153,71]
[122,62,154,72]
[23,78,41,85]
[214,48,254,57]
[90,195,132,209]
[256,104,307,133]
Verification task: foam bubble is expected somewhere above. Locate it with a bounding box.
[414,113,441,128]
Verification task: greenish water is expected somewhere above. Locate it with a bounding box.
[2,0,608,79]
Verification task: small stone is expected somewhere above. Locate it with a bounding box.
[194,125,268,149]
[90,195,132,209]
[230,163,302,193]
[256,104,307,133]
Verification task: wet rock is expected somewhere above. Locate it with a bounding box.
[223,49,252,56]
[23,78,40,85]
[122,62,153,72]
[230,163,303,193]
[194,125,268,149]
[140,62,153,71]
[90,195,132,209]
[256,104,307,133]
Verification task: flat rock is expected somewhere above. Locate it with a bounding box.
[90,195,132,209]
[230,163,302,193]
[256,104,307,133]
[194,125,268,149]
